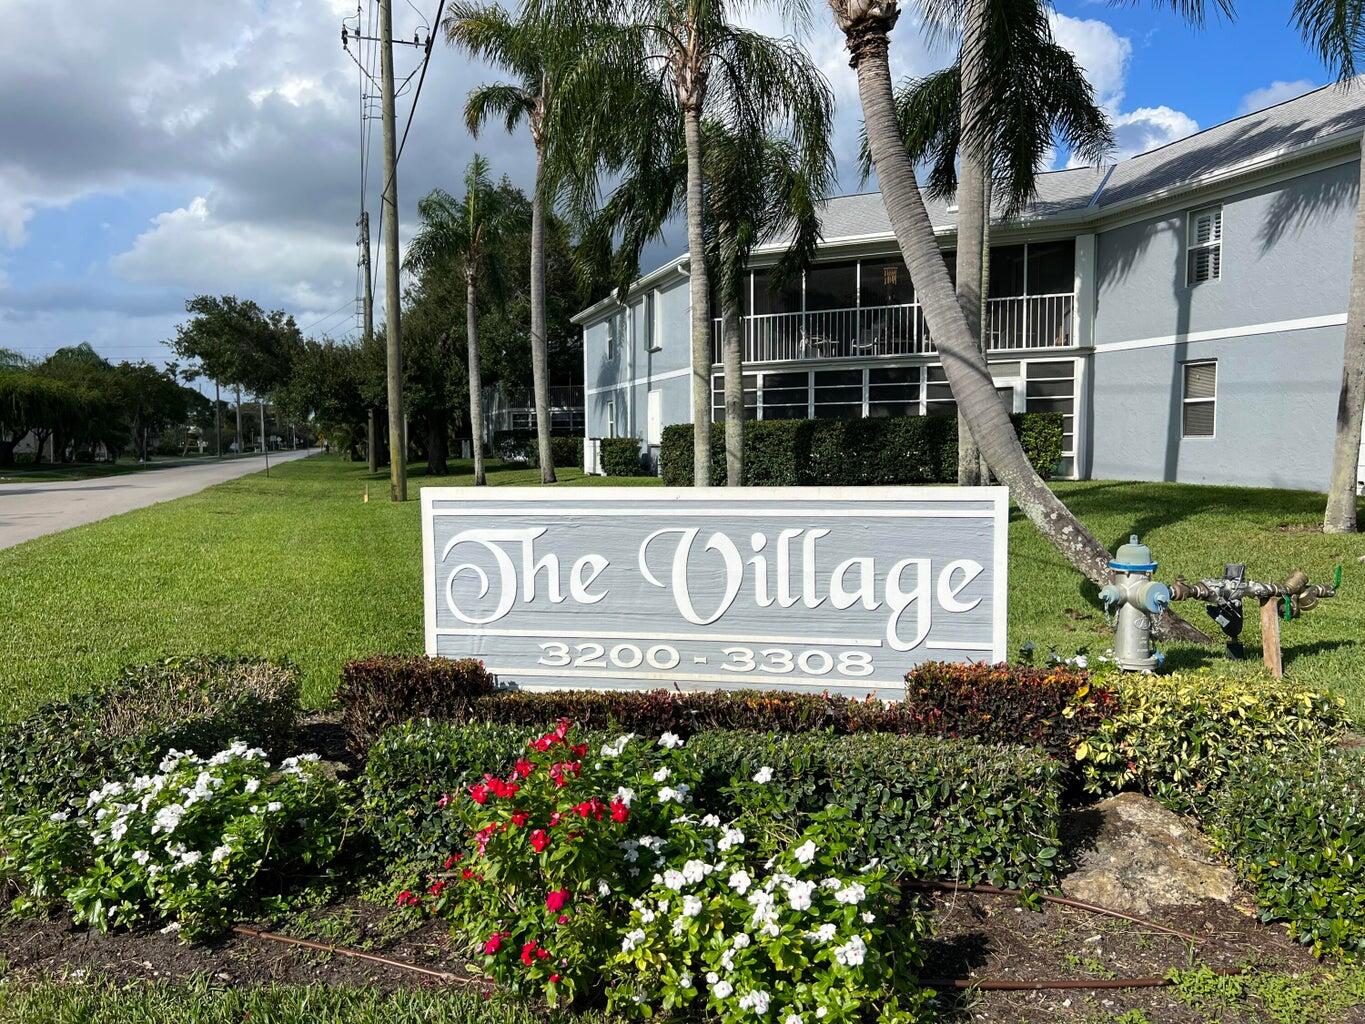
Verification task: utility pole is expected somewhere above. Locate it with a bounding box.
[214,380,222,459]
[260,396,270,475]
[379,0,407,501]
[359,211,380,475]
[235,386,243,455]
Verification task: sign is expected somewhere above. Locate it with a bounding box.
[422,487,1008,700]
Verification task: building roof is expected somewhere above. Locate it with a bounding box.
[807,79,1365,243]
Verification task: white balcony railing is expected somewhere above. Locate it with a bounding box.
[711,293,1075,363]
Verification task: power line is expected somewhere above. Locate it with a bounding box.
[300,298,358,333]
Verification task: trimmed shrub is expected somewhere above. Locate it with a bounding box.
[599,436,644,476]
[660,412,1063,486]
[491,429,537,464]
[903,662,1113,761]
[1212,748,1365,959]
[688,730,1064,889]
[0,656,299,817]
[1074,672,1349,814]
[551,436,583,470]
[361,720,524,865]
[337,655,495,755]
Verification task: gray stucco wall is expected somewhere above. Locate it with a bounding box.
[1086,325,1344,490]
[1093,159,1357,346]
[584,276,694,443]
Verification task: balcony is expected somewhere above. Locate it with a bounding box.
[711,293,1076,364]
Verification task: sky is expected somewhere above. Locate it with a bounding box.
[0,0,1342,381]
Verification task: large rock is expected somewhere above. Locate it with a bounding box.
[1059,792,1236,915]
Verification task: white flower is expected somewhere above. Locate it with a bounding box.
[711,979,734,1000]
[211,844,232,865]
[728,870,753,895]
[177,850,202,869]
[109,817,129,842]
[752,766,773,784]
[658,732,684,749]
[808,923,838,943]
[834,882,866,905]
[244,779,261,795]
[615,786,635,807]
[816,1009,827,1019]
[621,928,646,952]
[833,935,867,967]
[680,895,703,918]
[681,859,710,884]
[601,733,635,757]
[786,879,815,912]
[639,835,665,851]
[786,1015,803,1024]
[265,801,283,813]
[662,870,687,891]
[793,840,817,865]
[159,751,187,773]
[657,785,689,804]
[718,826,745,852]
[640,907,656,924]
[706,972,719,985]
[152,803,185,835]
[48,810,69,822]
[652,766,671,783]
[678,973,692,989]
[1072,654,1089,669]
[861,911,876,924]
[701,814,721,828]
[732,932,751,949]
[131,850,151,866]
[738,989,771,1014]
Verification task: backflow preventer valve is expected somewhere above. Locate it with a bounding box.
[1098,535,1172,672]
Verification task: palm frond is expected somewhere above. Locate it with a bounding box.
[1293,0,1365,78]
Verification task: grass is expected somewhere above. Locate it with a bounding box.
[0,978,611,1023]
[0,454,1361,723]
[0,452,268,484]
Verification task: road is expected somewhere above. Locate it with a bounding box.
[0,450,315,551]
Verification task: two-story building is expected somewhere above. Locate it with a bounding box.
[573,83,1365,492]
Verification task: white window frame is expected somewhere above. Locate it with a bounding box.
[646,389,663,444]
[1186,206,1223,286]
[605,398,617,438]
[606,314,618,360]
[1181,360,1217,439]
[647,291,663,352]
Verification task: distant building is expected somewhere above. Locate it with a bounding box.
[574,82,1365,492]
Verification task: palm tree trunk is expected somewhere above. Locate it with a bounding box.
[955,0,989,488]
[840,9,1211,644]
[426,413,450,476]
[1324,135,1365,533]
[976,161,994,484]
[466,270,487,487]
[683,105,713,487]
[530,143,557,484]
[722,283,744,486]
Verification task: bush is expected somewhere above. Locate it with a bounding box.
[1074,672,1348,814]
[0,743,351,940]
[0,656,299,818]
[600,436,644,476]
[1212,748,1365,959]
[903,662,1112,761]
[659,412,1063,486]
[687,730,1063,889]
[337,655,495,755]
[492,430,537,464]
[551,436,583,470]
[361,720,525,866]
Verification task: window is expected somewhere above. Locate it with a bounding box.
[1186,206,1222,285]
[813,369,863,419]
[868,366,921,417]
[925,365,956,417]
[1025,359,1077,477]
[606,311,621,359]
[858,258,913,308]
[1182,360,1217,438]
[806,262,858,312]
[761,371,811,419]
[605,399,617,439]
[711,373,758,423]
[647,390,663,444]
[648,292,663,352]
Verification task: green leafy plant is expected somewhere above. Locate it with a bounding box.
[687,730,1065,889]
[0,744,352,940]
[0,656,299,818]
[416,722,697,1006]
[1168,964,1365,1023]
[1074,672,1348,813]
[336,655,495,754]
[599,437,644,477]
[1211,748,1365,960]
[607,810,931,1023]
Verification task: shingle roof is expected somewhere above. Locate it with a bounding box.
[806,80,1365,241]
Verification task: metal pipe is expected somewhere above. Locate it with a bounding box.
[920,967,1246,992]
[231,924,481,985]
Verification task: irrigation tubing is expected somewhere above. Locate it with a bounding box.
[232,879,1218,994]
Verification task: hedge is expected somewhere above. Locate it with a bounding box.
[490,432,583,471]
[659,411,1064,486]
[0,656,299,817]
[1212,748,1365,959]
[336,657,1108,765]
[336,655,495,755]
[551,436,583,470]
[689,730,1064,889]
[600,436,645,476]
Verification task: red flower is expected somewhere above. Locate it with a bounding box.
[469,783,490,805]
[545,889,570,913]
[610,799,630,823]
[428,880,446,897]
[513,758,535,779]
[573,801,593,818]
[550,973,561,983]
[529,829,550,853]
[557,914,570,925]
[537,948,550,960]
[511,811,530,828]
[395,890,420,908]
[553,718,570,740]
[521,942,537,966]
[437,793,452,808]
[571,742,589,757]
[530,735,553,753]
[462,867,477,880]
[483,932,505,956]
[443,853,463,871]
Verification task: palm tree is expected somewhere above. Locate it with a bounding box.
[556,0,836,485]
[828,0,1217,642]
[869,0,1113,484]
[405,156,527,486]
[447,2,581,484]
[1295,2,1365,532]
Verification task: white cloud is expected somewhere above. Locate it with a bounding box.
[1239,79,1317,115]
[1048,11,1132,111]
[1111,106,1201,161]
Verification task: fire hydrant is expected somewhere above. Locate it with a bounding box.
[1098,535,1172,672]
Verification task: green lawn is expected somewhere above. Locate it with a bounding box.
[0,452,266,484]
[1,454,1361,723]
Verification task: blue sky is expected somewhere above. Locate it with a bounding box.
[0,0,1343,381]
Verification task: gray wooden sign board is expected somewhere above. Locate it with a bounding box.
[422,486,1008,700]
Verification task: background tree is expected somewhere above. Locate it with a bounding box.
[34,344,124,463]
[113,362,195,462]
[402,267,471,476]
[168,296,261,453]
[1295,0,1365,532]
[827,0,1213,642]
[277,338,369,460]
[405,156,528,485]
